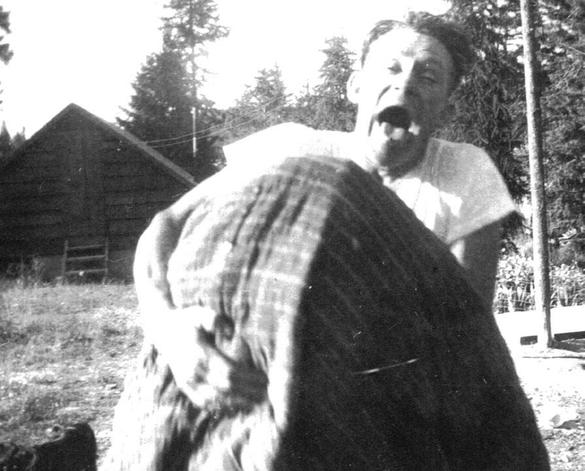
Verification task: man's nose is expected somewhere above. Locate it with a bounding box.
[378,74,415,105]
[378,77,416,105]
[390,71,416,98]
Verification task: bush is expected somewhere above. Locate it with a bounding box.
[494,252,585,313]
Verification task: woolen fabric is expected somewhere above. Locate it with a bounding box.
[104,155,548,471]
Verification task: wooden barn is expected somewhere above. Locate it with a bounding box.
[0,103,196,280]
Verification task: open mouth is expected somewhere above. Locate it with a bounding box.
[376,106,412,130]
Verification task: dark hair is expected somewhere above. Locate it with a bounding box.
[360,12,474,91]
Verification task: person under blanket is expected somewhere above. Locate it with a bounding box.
[107,155,547,470]
[133,12,515,394]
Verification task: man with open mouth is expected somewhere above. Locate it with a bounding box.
[135,12,515,314]
[107,12,536,470]
[345,13,516,308]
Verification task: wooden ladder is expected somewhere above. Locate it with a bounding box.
[62,238,109,279]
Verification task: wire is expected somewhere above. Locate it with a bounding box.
[145,130,202,144]
[147,95,290,147]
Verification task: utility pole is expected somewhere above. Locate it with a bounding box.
[191,44,197,158]
[189,0,197,158]
[519,0,553,348]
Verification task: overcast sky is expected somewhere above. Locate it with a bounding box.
[0,0,450,137]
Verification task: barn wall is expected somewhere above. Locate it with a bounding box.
[0,108,193,280]
[0,130,70,258]
[95,128,189,252]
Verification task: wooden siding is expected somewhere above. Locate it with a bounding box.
[0,106,193,262]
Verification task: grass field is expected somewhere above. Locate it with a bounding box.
[0,281,142,464]
[0,281,583,469]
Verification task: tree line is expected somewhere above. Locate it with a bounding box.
[1,0,584,250]
[115,0,358,182]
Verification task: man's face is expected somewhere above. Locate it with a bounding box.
[349,27,454,177]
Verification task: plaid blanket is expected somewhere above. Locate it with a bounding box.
[105,155,548,470]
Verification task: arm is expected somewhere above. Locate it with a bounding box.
[133,209,184,311]
[133,191,231,398]
[449,220,502,311]
[133,184,212,311]
[133,184,265,404]
[133,186,215,349]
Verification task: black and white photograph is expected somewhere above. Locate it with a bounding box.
[0,0,584,469]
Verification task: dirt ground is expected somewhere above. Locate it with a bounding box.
[77,338,585,470]
[0,283,583,469]
[62,339,585,470]
[510,338,585,470]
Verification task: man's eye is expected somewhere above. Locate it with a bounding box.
[387,61,401,73]
[419,73,438,84]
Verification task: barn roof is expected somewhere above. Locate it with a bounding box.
[1,103,196,187]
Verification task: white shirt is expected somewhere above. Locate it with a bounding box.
[223,123,516,244]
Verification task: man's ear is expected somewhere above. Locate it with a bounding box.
[346,70,361,104]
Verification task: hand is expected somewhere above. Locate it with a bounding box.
[143,304,267,408]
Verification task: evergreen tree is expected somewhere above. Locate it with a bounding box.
[0,5,13,105]
[537,0,585,238]
[163,0,229,154]
[445,1,585,245]
[11,128,25,149]
[118,0,228,180]
[163,0,229,63]
[224,66,290,142]
[308,36,356,132]
[118,42,194,171]
[442,1,528,205]
[290,37,356,132]
[0,121,12,160]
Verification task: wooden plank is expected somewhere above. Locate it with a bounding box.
[496,306,585,346]
[108,218,150,237]
[0,181,67,198]
[0,239,63,258]
[0,212,64,227]
[4,162,61,174]
[21,150,62,161]
[102,163,147,177]
[101,151,143,166]
[102,176,181,193]
[105,202,167,220]
[81,128,106,237]
[102,162,170,178]
[0,196,65,212]
[0,168,62,183]
[107,234,139,252]
[104,189,185,206]
[0,223,67,240]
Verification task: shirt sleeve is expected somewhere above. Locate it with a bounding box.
[439,143,517,244]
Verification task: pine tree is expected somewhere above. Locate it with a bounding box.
[537,0,585,239]
[445,0,585,250]
[442,1,528,205]
[0,121,12,160]
[163,0,228,61]
[310,37,356,132]
[118,41,194,171]
[163,0,228,157]
[118,0,228,180]
[224,66,290,142]
[11,128,25,149]
[0,5,13,105]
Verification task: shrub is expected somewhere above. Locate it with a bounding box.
[494,253,535,313]
[494,252,585,313]
[550,262,585,307]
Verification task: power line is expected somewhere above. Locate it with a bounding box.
[146,95,289,146]
[150,104,289,149]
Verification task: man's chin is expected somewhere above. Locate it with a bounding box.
[372,142,425,179]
